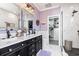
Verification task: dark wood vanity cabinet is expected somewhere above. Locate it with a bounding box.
[27,43,36,56]
[0,35,42,56]
[36,36,42,53]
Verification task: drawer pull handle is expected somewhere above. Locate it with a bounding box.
[22,44,24,46]
[9,49,12,52]
[32,40,34,41]
[39,41,41,42]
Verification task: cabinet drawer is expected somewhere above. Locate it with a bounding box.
[28,44,35,51]
[0,41,27,56]
[27,44,36,56]
[27,38,36,44]
[36,35,42,42]
[0,43,21,55]
[3,45,28,56]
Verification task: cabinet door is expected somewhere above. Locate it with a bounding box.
[35,35,42,54]
[27,43,36,56]
[39,35,42,49]
[7,45,28,56]
[18,46,27,56]
[36,42,39,53]
[38,40,42,49]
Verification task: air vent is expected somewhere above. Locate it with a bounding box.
[45,3,52,8]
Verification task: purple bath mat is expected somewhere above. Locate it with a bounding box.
[37,50,51,56]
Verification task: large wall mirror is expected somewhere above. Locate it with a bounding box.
[23,9,35,32]
[0,3,36,39]
[0,4,20,39]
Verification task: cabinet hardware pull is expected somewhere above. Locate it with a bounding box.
[22,44,24,46]
[32,40,34,41]
[9,49,12,52]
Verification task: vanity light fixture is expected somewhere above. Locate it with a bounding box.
[25,3,34,14]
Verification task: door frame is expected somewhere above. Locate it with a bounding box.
[47,14,61,46]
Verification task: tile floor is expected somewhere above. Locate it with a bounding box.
[43,44,68,56]
[49,40,59,45]
[43,44,62,56]
[41,31,68,56]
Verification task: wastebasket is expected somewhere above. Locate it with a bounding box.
[64,40,72,51]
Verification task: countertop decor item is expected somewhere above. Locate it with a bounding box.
[16,30,23,37]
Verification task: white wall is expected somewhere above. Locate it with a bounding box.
[40,4,79,48]
[62,4,79,48]
[39,7,61,49]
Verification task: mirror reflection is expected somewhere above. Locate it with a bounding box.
[0,8,19,39]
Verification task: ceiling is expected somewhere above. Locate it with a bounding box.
[16,3,79,12]
[33,3,60,12]
[32,3,79,12]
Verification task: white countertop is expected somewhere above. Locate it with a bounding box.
[0,33,42,49]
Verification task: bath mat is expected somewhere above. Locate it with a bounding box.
[37,50,51,56]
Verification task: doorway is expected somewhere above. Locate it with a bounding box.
[48,15,59,45]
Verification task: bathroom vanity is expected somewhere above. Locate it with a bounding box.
[0,34,42,56]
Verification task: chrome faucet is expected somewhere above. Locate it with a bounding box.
[6,29,11,38]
